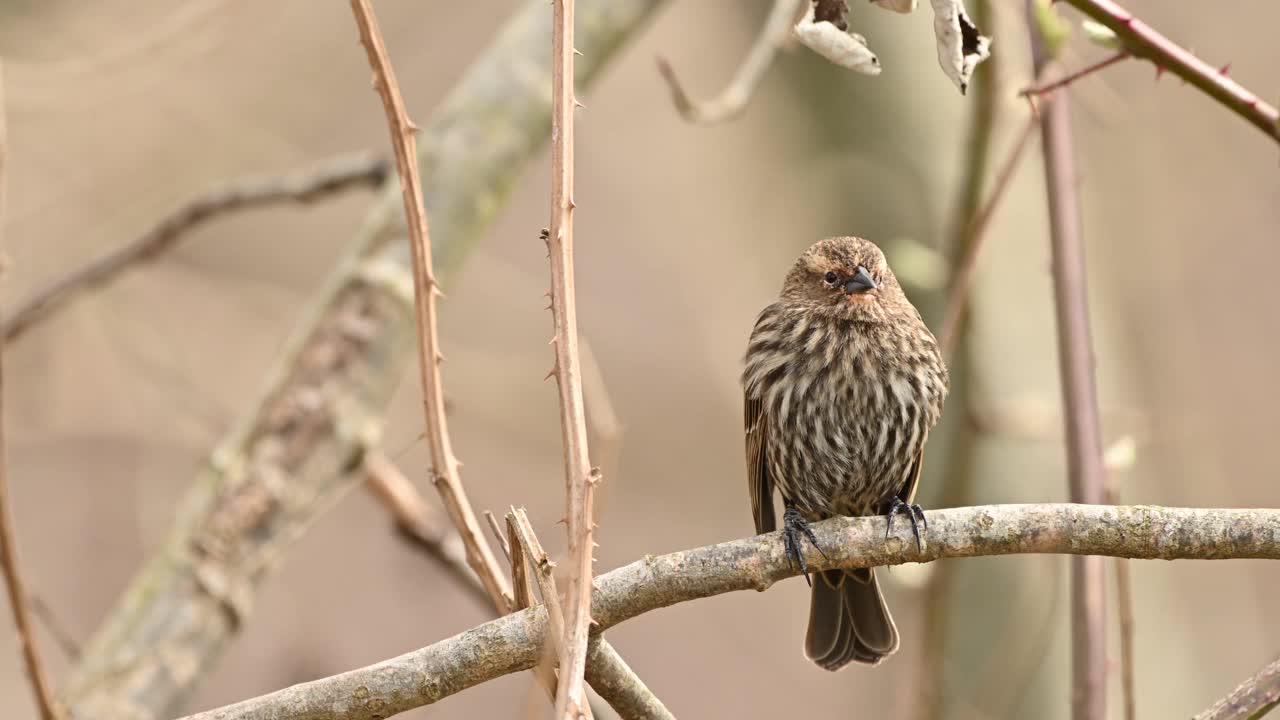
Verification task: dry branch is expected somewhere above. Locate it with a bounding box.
[1028,8,1110,717]
[363,453,490,608]
[1194,657,1280,720]
[508,509,592,717]
[546,1,599,717]
[1,151,388,343]
[347,0,514,615]
[1029,8,1111,707]
[0,59,68,720]
[1060,0,1280,143]
[368,460,666,719]
[937,113,1038,361]
[655,0,802,124]
[176,503,1280,720]
[61,3,665,718]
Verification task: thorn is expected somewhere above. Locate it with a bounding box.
[558,517,567,526]
[568,197,576,210]
[1153,64,1166,81]
[573,47,583,57]
[574,98,586,110]
[1023,94,1040,119]
[406,120,421,133]
[1218,62,1232,76]
[544,366,557,381]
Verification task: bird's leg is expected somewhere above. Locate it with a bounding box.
[884,497,927,552]
[783,501,826,586]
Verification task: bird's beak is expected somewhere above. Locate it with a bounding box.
[843,266,878,294]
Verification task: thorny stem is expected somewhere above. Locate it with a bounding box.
[364,458,661,720]
[0,61,68,720]
[347,0,514,615]
[1028,5,1109,719]
[1060,0,1280,143]
[1019,51,1129,99]
[547,1,599,718]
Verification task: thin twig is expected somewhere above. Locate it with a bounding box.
[1019,51,1129,99]
[504,513,566,711]
[1060,0,1280,143]
[175,503,1280,720]
[487,510,513,562]
[1194,657,1280,720]
[362,453,491,609]
[29,595,82,662]
[509,509,593,718]
[547,1,599,718]
[364,457,648,720]
[1028,6,1109,719]
[1,151,388,343]
[348,0,514,614]
[1113,532,1136,720]
[655,0,802,124]
[937,114,1039,361]
[1102,485,1135,720]
[0,61,68,720]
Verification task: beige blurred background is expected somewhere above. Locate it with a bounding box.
[2,1,1278,718]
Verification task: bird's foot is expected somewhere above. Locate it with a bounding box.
[783,504,827,586]
[884,497,927,552]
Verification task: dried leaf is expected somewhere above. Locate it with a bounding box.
[793,1,883,75]
[928,0,991,94]
[871,0,917,13]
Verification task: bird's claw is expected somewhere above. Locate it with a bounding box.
[884,497,927,552]
[783,504,827,586]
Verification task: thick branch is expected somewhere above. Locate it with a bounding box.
[1,151,388,343]
[1195,657,1280,720]
[61,3,664,718]
[0,60,68,720]
[1060,0,1279,143]
[177,504,1280,720]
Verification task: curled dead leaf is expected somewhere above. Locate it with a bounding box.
[928,0,991,93]
[793,1,882,75]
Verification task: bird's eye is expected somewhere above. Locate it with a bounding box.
[823,271,839,285]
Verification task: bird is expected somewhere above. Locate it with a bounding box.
[742,236,948,670]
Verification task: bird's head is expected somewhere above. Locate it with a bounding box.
[778,236,912,324]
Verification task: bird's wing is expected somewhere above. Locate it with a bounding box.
[897,437,927,505]
[745,393,776,533]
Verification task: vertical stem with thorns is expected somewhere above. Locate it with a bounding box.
[1027,5,1109,720]
[0,62,68,720]
[546,1,598,717]
[346,0,513,613]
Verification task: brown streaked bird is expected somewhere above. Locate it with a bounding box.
[743,236,948,670]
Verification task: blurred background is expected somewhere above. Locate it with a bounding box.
[2,0,1278,718]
